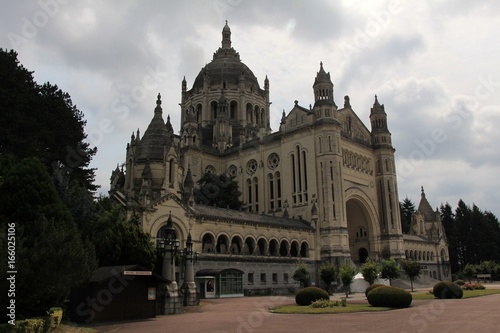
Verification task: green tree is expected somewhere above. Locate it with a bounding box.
[400,259,421,292]
[360,258,381,285]
[440,202,459,272]
[0,49,97,190]
[292,261,310,287]
[0,157,97,318]
[463,263,477,283]
[339,261,357,298]
[399,197,416,234]
[91,202,156,270]
[194,172,244,209]
[319,262,338,293]
[380,258,401,285]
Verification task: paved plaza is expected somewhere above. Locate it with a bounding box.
[90,288,500,333]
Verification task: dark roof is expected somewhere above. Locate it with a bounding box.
[313,62,332,85]
[136,94,174,162]
[192,204,313,231]
[417,187,437,221]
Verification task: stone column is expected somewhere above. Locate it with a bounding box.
[181,233,199,306]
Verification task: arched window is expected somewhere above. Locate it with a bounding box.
[216,234,229,254]
[230,236,242,255]
[300,242,309,257]
[230,101,237,119]
[168,159,174,186]
[257,238,267,256]
[269,239,278,256]
[292,145,308,204]
[211,101,218,120]
[202,233,215,253]
[290,241,299,257]
[244,237,255,255]
[279,240,289,257]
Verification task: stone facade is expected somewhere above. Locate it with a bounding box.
[109,22,450,295]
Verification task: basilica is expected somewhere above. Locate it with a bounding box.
[110,22,450,298]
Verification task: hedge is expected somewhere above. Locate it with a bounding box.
[295,286,330,306]
[365,283,384,297]
[367,286,412,308]
[433,281,463,299]
[0,307,63,333]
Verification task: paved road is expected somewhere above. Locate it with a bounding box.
[91,292,500,333]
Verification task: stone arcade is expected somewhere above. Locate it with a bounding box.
[109,22,450,308]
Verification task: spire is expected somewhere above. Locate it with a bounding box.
[221,20,231,49]
[184,166,194,188]
[370,94,386,115]
[166,114,173,134]
[154,93,162,116]
[314,61,331,85]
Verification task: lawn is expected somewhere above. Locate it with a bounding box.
[411,288,500,300]
[271,303,392,314]
[272,289,500,314]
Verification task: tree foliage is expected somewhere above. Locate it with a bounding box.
[400,259,421,292]
[0,49,97,190]
[292,261,310,287]
[0,157,97,318]
[360,258,381,285]
[440,200,500,273]
[319,262,338,292]
[399,197,416,234]
[194,172,244,209]
[380,258,401,285]
[90,201,156,270]
[339,261,357,298]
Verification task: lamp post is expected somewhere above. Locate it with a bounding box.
[181,232,200,306]
[157,212,181,314]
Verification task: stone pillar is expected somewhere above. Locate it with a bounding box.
[161,212,182,315]
[181,233,199,306]
[163,251,182,314]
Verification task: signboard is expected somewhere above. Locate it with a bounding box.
[148,287,156,300]
[123,271,152,276]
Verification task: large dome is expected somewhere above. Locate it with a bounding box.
[189,22,263,93]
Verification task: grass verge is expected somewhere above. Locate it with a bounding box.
[272,289,500,314]
[271,303,392,314]
[411,288,500,300]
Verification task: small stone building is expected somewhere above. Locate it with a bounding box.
[69,265,168,322]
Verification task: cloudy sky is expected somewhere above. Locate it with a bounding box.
[1,0,499,217]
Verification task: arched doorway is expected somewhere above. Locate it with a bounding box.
[346,198,374,264]
[358,248,368,263]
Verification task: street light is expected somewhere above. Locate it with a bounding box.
[158,212,181,280]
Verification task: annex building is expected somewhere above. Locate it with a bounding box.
[110,22,450,297]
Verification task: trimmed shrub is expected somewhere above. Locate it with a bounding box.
[310,299,340,308]
[367,286,412,308]
[365,283,384,297]
[1,318,46,333]
[45,307,63,332]
[433,281,463,299]
[454,279,465,286]
[295,286,330,306]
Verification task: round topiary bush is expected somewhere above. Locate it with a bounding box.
[295,286,330,306]
[366,286,412,308]
[433,281,463,299]
[365,283,384,297]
